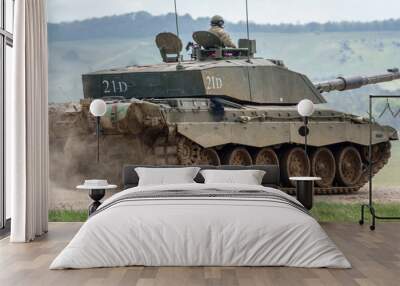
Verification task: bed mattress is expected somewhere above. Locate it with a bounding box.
[50,183,351,269]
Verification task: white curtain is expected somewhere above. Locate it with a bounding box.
[8,0,49,242]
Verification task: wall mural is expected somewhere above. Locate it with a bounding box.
[47,1,400,210]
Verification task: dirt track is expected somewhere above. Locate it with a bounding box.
[315,186,400,204]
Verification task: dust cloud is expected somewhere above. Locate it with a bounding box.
[49,102,155,209]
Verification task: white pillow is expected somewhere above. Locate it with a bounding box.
[135,167,200,186]
[200,169,266,185]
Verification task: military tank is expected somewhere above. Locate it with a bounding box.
[57,31,400,194]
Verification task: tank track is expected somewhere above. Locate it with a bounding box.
[153,136,392,195]
[279,142,391,195]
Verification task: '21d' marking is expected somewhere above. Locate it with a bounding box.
[102,80,128,94]
[206,76,223,90]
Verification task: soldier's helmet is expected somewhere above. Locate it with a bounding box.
[210,15,224,27]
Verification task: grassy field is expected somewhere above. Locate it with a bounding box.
[311,202,400,222]
[49,209,88,222]
[49,202,400,223]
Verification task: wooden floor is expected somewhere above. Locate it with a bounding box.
[0,222,399,286]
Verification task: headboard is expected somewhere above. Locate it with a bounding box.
[122,165,280,189]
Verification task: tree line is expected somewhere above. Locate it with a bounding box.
[48,11,400,42]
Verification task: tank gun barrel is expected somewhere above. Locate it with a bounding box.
[314,68,400,93]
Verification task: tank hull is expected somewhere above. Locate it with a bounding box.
[49,99,396,195]
[82,58,325,105]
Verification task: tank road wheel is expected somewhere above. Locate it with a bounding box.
[335,146,363,187]
[177,137,201,165]
[223,147,253,165]
[361,143,387,163]
[253,147,279,166]
[281,147,310,187]
[310,148,336,187]
[200,148,221,166]
[361,142,390,164]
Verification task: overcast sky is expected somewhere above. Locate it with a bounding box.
[48,0,400,24]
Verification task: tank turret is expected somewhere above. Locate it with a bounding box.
[82,32,400,107]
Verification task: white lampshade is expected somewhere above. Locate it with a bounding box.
[297,99,315,117]
[89,99,107,117]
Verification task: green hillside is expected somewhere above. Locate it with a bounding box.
[49,36,159,102]
[255,32,400,79]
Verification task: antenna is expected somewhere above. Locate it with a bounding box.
[245,0,251,63]
[173,0,184,69]
[245,0,253,100]
[174,0,180,37]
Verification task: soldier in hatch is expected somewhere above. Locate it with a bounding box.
[208,15,237,48]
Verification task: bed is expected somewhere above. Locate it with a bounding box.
[50,165,351,269]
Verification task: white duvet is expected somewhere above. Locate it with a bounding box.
[50,183,351,269]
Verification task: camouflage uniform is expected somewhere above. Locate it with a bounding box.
[209,26,237,48]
